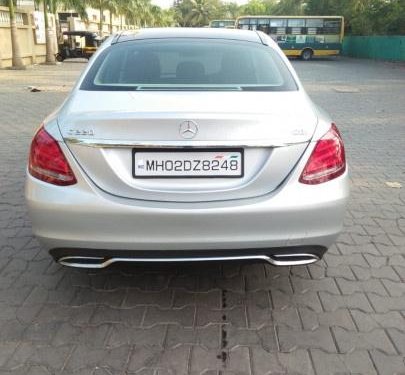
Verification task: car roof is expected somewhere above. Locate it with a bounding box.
[111,27,264,45]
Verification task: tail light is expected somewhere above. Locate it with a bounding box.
[299,123,346,185]
[29,126,77,186]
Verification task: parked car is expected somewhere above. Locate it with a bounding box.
[25,28,349,269]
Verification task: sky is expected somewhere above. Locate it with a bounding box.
[151,0,248,9]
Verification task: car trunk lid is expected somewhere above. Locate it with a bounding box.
[60,90,317,202]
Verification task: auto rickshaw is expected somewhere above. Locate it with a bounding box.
[56,31,101,62]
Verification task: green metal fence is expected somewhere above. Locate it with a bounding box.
[342,36,405,61]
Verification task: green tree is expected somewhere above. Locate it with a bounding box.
[273,0,304,15]
[305,0,339,15]
[188,0,219,26]
[150,6,177,26]
[128,0,153,27]
[218,2,239,19]
[173,0,194,26]
[240,0,266,16]
[305,0,405,35]
[7,0,24,68]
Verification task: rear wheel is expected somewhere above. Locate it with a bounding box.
[55,53,64,62]
[301,49,313,61]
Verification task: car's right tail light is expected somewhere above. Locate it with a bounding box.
[299,123,346,185]
[29,126,77,186]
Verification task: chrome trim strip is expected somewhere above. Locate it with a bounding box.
[58,253,319,269]
[65,138,307,149]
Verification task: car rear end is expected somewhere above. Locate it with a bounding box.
[25,29,349,268]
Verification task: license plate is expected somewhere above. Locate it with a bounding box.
[133,149,244,178]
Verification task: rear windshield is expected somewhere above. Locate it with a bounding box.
[81,39,297,91]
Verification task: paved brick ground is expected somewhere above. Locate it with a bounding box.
[0,57,404,375]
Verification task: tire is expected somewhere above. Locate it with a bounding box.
[301,49,313,61]
[55,53,64,62]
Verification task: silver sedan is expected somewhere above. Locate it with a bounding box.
[25,28,349,268]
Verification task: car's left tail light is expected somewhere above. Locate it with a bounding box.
[29,126,77,186]
[299,123,346,185]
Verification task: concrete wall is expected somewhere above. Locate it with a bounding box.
[0,6,48,68]
[343,36,405,61]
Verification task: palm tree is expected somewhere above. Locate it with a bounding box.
[88,0,109,35]
[7,0,24,69]
[105,0,118,33]
[187,0,217,26]
[152,7,176,26]
[51,0,89,41]
[124,0,153,28]
[43,0,56,63]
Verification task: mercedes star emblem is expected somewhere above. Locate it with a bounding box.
[179,120,198,139]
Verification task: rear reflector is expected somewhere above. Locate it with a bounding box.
[299,123,346,185]
[29,126,77,186]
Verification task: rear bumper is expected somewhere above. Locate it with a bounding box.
[25,163,349,258]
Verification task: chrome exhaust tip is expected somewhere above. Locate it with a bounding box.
[58,256,108,269]
[267,253,320,266]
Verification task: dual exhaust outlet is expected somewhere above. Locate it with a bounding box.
[57,253,320,269]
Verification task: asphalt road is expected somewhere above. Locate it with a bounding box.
[0,57,404,374]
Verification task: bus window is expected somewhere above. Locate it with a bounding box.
[270,19,287,27]
[323,20,341,34]
[288,19,305,27]
[257,18,270,33]
[306,19,323,28]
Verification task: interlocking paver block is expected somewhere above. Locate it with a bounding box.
[196,305,247,327]
[386,329,405,354]
[298,307,356,331]
[319,291,374,312]
[335,277,388,296]
[351,265,401,282]
[367,293,405,313]
[310,349,377,375]
[65,344,131,372]
[332,327,397,355]
[271,290,323,313]
[227,326,278,351]
[143,306,195,327]
[277,326,336,353]
[128,346,190,374]
[277,349,315,375]
[369,350,405,375]
[107,324,166,347]
[165,324,220,349]
[350,310,405,332]
[90,305,145,326]
[124,289,174,308]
